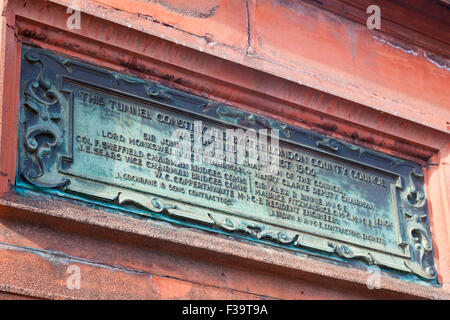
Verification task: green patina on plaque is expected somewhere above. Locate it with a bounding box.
[17,46,437,281]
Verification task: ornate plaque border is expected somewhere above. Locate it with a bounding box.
[16,46,437,282]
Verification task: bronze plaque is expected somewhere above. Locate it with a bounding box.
[17,47,437,280]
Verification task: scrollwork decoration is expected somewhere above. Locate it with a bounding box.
[404,169,426,208]
[208,213,298,245]
[328,242,375,265]
[21,50,69,188]
[316,137,339,152]
[145,83,173,103]
[117,193,177,215]
[202,103,290,137]
[399,166,436,280]
[403,211,437,279]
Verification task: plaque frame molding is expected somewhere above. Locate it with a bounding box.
[16,46,438,282]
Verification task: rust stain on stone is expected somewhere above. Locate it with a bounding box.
[320,122,338,132]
